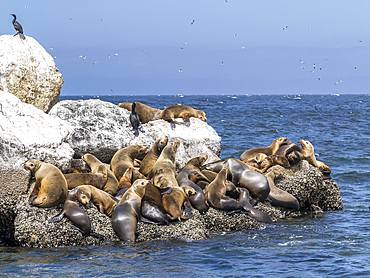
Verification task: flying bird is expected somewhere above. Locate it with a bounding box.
[10,14,25,39]
[191,20,195,25]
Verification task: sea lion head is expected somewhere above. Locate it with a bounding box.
[76,185,92,205]
[275,137,287,146]
[157,136,169,152]
[24,159,42,174]
[196,110,207,122]
[132,179,151,198]
[182,185,196,197]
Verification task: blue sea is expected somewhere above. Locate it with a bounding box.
[1,94,369,277]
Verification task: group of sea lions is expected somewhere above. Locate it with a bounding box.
[23,102,331,242]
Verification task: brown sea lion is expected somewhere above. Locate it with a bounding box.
[202,158,270,201]
[300,139,319,167]
[275,141,304,165]
[64,169,107,190]
[139,136,169,176]
[118,102,162,124]
[147,140,180,189]
[115,167,133,200]
[264,169,299,209]
[240,137,287,161]
[177,169,209,214]
[141,183,170,225]
[81,153,119,195]
[260,155,290,172]
[111,179,151,241]
[49,187,104,238]
[110,145,148,181]
[162,185,196,221]
[160,104,207,128]
[204,168,246,213]
[182,155,209,180]
[24,159,68,208]
[316,161,332,180]
[76,185,118,217]
[237,187,273,223]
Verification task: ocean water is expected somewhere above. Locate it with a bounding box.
[1,94,369,277]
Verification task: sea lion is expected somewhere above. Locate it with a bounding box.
[139,136,168,176]
[24,159,68,208]
[310,204,324,218]
[130,102,141,137]
[162,185,196,221]
[110,145,148,181]
[160,104,207,129]
[202,158,270,201]
[140,183,170,225]
[240,137,287,161]
[147,140,180,189]
[275,141,304,165]
[237,188,273,223]
[204,168,246,213]
[177,169,209,214]
[182,155,209,180]
[49,187,104,238]
[118,102,162,124]
[300,139,331,179]
[260,155,290,172]
[111,179,151,241]
[264,169,299,209]
[115,168,133,200]
[81,153,119,195]
[64,169,107,190]
[76,185,118,217]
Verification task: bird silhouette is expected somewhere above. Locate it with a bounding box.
[130,102,141,137]
[10,14,25,40]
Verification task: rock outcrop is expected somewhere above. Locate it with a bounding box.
[0,35,63,113]
[49,99,221,168]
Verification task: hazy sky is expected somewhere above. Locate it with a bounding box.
[2,1,370,95]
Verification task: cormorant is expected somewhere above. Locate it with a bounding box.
[130,102,141,137]
[10,14,25,40]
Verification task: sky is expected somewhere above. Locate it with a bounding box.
[2,0,370,95]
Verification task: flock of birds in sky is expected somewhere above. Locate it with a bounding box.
[10,5,364,90]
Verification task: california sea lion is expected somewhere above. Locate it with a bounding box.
[139,136,168,176]
[260,155,290,172]
[202,158,270,201]
[275,141,304,165]
[64,170,107,190]
[49,187,104,238]
[316,161,332,179]
[160,104,207,129]
[116,167,133,200]
[264,169,299,209]
[81,153,119,195]
[24,159,68,208]
[162,185,196,221]
[300,139,331,179]
[177,169,209,214]
[204,168,246,213]
[118,102,162,124]
[240,137,287,161]
[182,155,209,180]
[111,179,150,241]
[140,183,170,225]
[237,188,273,223]
[110,145,148,181]
[76,185,118,217]
[147,140,180,189]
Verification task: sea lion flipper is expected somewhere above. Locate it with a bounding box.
[140,216,160,225]
[170,122,176,130]
[89,232,105,239]
[49,210,66,222]
[159,186,172,195]
[28,195,37,205]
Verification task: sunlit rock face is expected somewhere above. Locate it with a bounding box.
[0,35,63,113]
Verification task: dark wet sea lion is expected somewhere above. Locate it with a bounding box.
[110,145,148,181]
[76,185,118,217]
[160,104,207,128]
[118,102,162,124]
[162,185,196,221]
[111,179,150,241]
[147,141,180,189]
[24,159,68,208]
[240,137,287,161]
[202,158,270,201]
[177,169,209,214]
[275,141,304,165]
[237,188,273,223]
[264,170,299,209]
[139,136,168,176]
[204,168,246,213]
[140,183,170,225]
[49,188,104,239]
[81,153,119,195]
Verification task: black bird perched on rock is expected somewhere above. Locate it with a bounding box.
[10,14,25,40]
[130,102,141,137]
